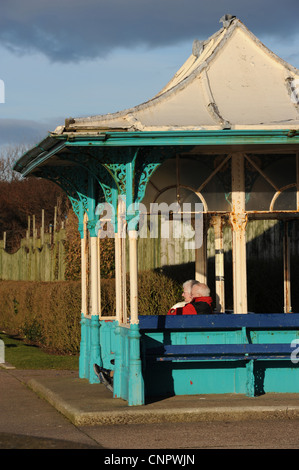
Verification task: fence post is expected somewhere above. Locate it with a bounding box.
[41,209,45,245]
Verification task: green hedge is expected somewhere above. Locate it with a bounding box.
[0,271,181,354]
[0,280,81,354]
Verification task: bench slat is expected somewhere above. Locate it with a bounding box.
[156,354,291,361]
[146,343,295,361]
[139,313,299,330]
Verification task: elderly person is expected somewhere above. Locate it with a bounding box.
[167,280,199,314]
[168,282,213,315]
[182,279,198,303]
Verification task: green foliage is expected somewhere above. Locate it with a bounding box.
[0,271,183,354]
[100,237,115,278]
[136,271,181,315]
[23,317,44,343]
[64,208,116,280]
[0,332,78,369]
[0,280,81,354]
[64,209,81,281]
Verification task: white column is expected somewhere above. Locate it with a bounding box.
[115,196,127,324]
[230,153,248,314]
[89,229,101,380]
[115,232,122,322]
[121,231,127,323]
[283,221,292,313]
[212,216,225,312]
[129,230,138,324]
[195,217,207,284]
[90,236,99,316]
[81,214,88,316]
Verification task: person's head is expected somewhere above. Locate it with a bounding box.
[191,282,211,299]
[182,280,199,302]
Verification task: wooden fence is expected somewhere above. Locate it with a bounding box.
[0,210,66,281]
[137,219,299,270]
[1,217,298,281]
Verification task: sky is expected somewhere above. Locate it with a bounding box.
[1,0,299,150]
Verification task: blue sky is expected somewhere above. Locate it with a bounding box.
[0,0,299,149]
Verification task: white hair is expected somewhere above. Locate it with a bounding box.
[191,283,210,297]
[183,280,199,294]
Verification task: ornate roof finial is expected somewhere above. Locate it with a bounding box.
[219,14,236,28]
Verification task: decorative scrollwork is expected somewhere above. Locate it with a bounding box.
[35,166,89,217]
[59,149,116,204]
[134,146,185,203]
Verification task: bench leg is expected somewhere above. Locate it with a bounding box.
[245,359,255,397]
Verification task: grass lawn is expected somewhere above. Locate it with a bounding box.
[0,332,79,370]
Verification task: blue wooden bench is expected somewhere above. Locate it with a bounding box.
[139,313,299,397]
[146,343,294,361]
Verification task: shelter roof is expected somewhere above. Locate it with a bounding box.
[55,16,299,136]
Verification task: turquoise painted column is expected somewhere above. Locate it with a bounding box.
[78,206,90,379]
[128,323,144,406]
[113,324,122,398]
[120,326,129,400]
[89,315,101,383]
[79,313,88,378]
[246,360,255,397]
[87,225,102,383]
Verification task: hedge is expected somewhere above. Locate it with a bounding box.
[0,280,81,354]
[0,271,182,354]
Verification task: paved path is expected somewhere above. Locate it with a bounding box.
[1,368,299,450]
[0,369,101,448]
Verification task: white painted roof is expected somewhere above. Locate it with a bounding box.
[56,17,299,134]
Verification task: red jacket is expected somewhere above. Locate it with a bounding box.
[167,297,213,315]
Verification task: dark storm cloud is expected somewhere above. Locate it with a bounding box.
[0,119,57,146]
[0,0,298,63]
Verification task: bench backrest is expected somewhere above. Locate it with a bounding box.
[139,313,299,331]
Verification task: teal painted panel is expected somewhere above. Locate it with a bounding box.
[170,330,245,345]
[99,320,117,370]
[143,358,299,397]
[143,361,248,396]
[142,329,247,347]
[252,330,299,343]
[261,363,299,393]
[141,322,299,398]
[171,366,244,395]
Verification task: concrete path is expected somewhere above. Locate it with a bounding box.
[0,368,101,448]
[1,367,299,449]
